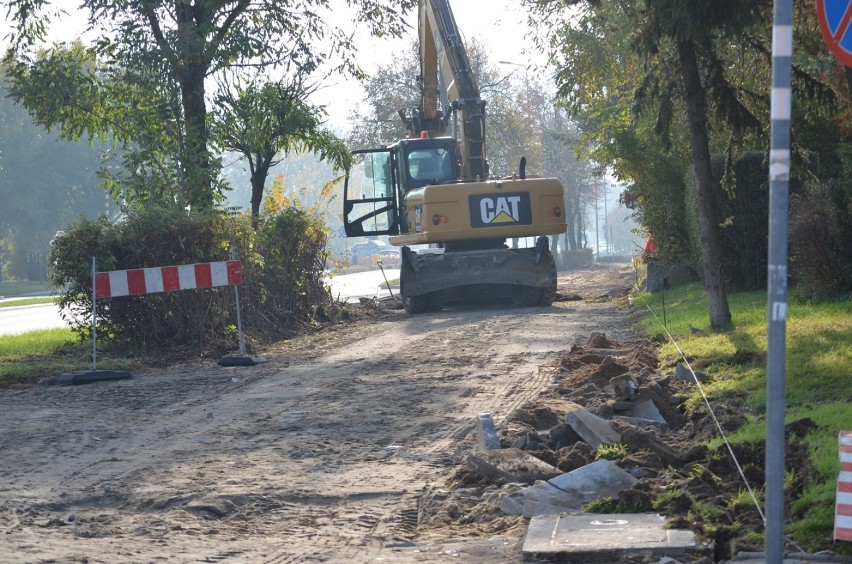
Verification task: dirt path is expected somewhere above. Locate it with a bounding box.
[0,265,637,563]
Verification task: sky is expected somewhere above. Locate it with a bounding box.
[311,0,546,131]
[3,0,545,133]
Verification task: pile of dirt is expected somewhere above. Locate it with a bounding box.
[424,332,820,561]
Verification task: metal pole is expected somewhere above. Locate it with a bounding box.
[234,282,246,357]
[766,2,793,561]
[231,250,246,357]
[91,256,97,372]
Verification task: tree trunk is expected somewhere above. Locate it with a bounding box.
[176,2,212,209]
[250,157,273,228]
[180,66,211,209]
[677,39,731,329]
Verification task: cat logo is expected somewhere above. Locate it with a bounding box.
[480,196,522,224]
[469,193,532,228]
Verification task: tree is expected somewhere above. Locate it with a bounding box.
[213,75,351,225]
[525,0,779,329]
[0,64,108,279]
[3,0,417,209]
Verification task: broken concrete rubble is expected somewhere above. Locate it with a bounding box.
[628,398,667,423]
[563,402,622,448]
[500,459,638,517]
[613,415,670,433]
[467,448,561,484]
[609,373,638,400]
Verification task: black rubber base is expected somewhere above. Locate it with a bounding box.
[217,356,266,367]
[54,370,132,385]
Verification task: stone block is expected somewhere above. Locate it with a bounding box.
[549,423,582,449]
[547,459,637,504]
[475,412,500,451]
[674,362,709,384]
[467,448,561,484]
[629,399,667,424]
[564,402,621,448]
[610,373,638,401]
[613,415,670,433]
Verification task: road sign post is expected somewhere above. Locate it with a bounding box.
[766,1,793,561]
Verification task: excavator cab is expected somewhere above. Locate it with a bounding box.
[343,137,459,237]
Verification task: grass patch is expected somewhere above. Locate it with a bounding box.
[0,297,57,308]
[0,328,135,388]
[0,280,52,297]
[634,282,852,553]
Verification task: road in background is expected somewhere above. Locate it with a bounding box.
[327,268,400,303]
[0,303,65,336]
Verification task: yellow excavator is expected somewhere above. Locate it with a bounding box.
[343,0,566,313]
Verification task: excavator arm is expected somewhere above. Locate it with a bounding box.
[401,0,488,181]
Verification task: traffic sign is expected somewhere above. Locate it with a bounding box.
[817,0,852,66]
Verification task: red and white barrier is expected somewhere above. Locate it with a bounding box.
[836,430,852,541]
[85,258,247,372]
[95,260,242,299]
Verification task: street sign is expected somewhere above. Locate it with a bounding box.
[817,0,852,66]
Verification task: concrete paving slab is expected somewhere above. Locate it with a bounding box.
[467,448,561,484]
[564,402,621,448]
[523,512,698,561]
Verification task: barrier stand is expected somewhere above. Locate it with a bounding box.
[835,430,852,541]
[218,251,264,367]
[54,256,132,385]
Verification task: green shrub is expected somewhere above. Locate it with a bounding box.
[49,203,335,351]
[789,181,852,298]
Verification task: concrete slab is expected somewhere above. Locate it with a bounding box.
[475,413,501,451]
[564,402,621,448]
[629,399,667,424]
[548,459,637,502]
[523,512,698,561]
[501,481,587,516]
[522,501,584,519]
[613,415,670,433]
[467,448,561,484]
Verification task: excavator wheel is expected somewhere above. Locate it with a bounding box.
[427,290,445,312]
[511,284,541,307]
[400,264,439,314]
[539,250,557,306]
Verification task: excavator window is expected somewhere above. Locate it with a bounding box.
[404,148,454,189]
